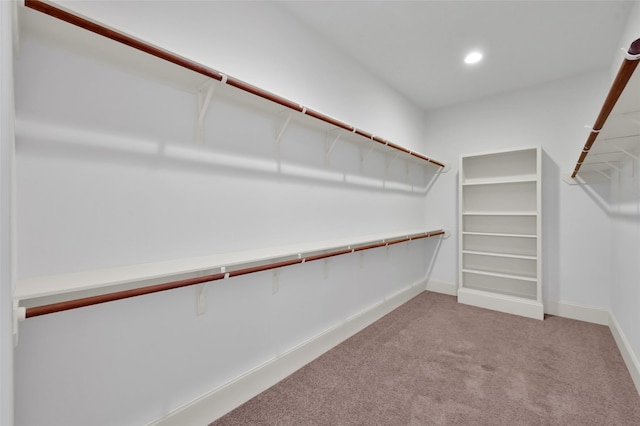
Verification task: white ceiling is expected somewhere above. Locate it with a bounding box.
[280,1,634,111]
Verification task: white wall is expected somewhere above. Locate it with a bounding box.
[609,0,640,389]
[609,155,640,387]
[54,0,428,153]
[0,1,16,425]
[423,70,613,309]
[13,2,442,425]
[610,1,640,79]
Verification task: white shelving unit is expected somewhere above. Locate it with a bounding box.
[458,147,543,320]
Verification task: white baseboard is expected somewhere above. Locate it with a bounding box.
[545,302,639,395]
[147,279,427,426]
[608,312,640,395]
[425,279,457,296]
[458,287,544,320]
[544,299,609,325]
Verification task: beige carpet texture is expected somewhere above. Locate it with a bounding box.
[212,291,640,425]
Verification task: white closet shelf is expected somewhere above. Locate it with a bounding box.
[15,228,444,309]
[459,286,538,302]
[462,211,537,216]
[462,176,537,186]
[461,268,537,282]
[462,250,537,261]
[462,231,536,238]
[458,288,542,319]
[20,0,446,171]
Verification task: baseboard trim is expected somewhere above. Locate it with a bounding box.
[544,299,609,325]
[425,279,457,296]
[608,312,640,395]
[458,287,544,320]
[147,279,427,426]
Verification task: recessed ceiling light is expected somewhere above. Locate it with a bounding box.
[464,51,483,65]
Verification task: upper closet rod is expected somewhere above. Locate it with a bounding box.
[24,231,445,318]
[571,38,640,178]
[24,0,445,168]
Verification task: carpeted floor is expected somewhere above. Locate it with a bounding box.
[211,291,640,425]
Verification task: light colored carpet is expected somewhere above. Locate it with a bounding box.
[212,291,640,425]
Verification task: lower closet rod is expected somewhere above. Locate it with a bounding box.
[24,231,444,319]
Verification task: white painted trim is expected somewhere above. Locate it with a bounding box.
[544,299,609,326]
[425,279,457,296]
[458,288,544,320]
[147,280,427,426]
[608,312,640,395]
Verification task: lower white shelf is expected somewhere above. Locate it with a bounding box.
[462,211,537,216]
[461,268,537,282]
[458,287,544,320]
[462,250,537,261]
[462,232,536,238]
[461,269,538,302]
[15,228,443,309]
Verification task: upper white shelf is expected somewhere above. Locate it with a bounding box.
[462,250,537,261]
[462,175,537,186]
[20,0,447,171]
[461,269,538,283]
[461,147,538,183]
[462,231,537,238]
[462,211,538,216]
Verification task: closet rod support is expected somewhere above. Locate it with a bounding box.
[325,130,342,166]
[13,301,26,347]
[276,110,294,145]
[196,283,207,315]
[607,140,640,161]
[196,80,216,144]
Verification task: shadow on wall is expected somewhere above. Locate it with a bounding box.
[576,176,612,217]
[605,154,640,222]
[15,36,443,198]
[423,232,444,285]
[16,117,442,198]
[542,150,560,302]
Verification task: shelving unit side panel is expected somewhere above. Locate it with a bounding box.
[458,154,465,291]
[536,146,543,302]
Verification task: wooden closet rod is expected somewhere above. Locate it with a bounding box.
[24,0,445,168]
[571,38,640,178]
[24,231,444,318]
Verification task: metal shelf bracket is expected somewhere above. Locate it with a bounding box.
[195,79,217,144]
[325,129,342,167]
[13,300,26,347]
